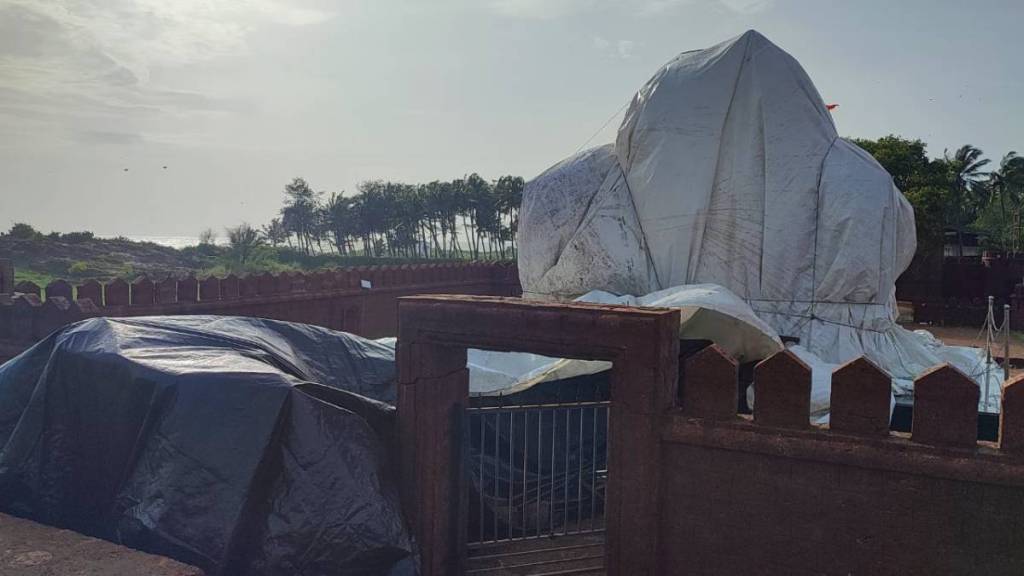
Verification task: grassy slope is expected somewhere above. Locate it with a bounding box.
[5,235,502,291]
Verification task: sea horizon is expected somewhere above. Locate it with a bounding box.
[100,235,227,249]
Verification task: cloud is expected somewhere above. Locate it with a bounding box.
[592,36,636,60]
[637,0,693,15]
[0,0,333,144]
[489,0,772,19]
[0,0,334,81]
[488,0,596,20]
[617,40,635,59]
[75,130,146,146]
[717,0,773,14]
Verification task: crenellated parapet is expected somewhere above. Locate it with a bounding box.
[0,261,521,356]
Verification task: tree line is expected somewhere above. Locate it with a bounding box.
[222,174,524,263]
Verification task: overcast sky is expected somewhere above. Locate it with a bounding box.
[1,0,1022,237]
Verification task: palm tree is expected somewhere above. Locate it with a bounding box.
[990,152,1024,253]
[494,175,524,257]
[323,193,357,255]
[280,178,322,254]
[260,218,288,247]
[225,223,265,269]
[420,182,446,257]
[945,145,991,256]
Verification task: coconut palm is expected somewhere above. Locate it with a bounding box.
[494,175,524,257]
[225,223,265,269]
[280,178,322,254]
[323,193,357,255]
[260,218,288,247]
[989,152,1024,253]
[945,145,991,256]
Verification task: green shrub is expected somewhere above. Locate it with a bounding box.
[8,223,41,240]
[61,231,95,243]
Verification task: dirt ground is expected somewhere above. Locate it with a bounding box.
[900,323,1024,358]
[0,513,201,575]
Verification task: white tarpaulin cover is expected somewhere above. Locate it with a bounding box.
[468,284,783,396]
[377,284,783,396]
[517,30,1002,411]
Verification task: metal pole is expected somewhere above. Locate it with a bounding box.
[986,296,994,412]
[1005,304,1012,382]
[507,410,514,540]
[536,408,542,539]
[549,409,555,534]
[521,411,528,539]
[493,412,499,542]
[478,412,484,543]
[589,405,598,533]
[576,407,584,533]
[563,406,570,534]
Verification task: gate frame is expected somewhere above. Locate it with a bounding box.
[397,295,679,575]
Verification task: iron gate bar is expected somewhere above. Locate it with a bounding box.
[466,400,609,546]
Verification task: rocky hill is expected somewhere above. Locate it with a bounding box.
[1,234,214,285]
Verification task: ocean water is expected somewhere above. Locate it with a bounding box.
[113,236,227,249]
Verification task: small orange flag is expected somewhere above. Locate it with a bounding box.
[826,104,839,111]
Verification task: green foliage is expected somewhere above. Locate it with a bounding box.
[903,186,949,253]
[977,151,1024,253]
[61,231,95,243]
[269,173,523,261]
[8,223,42,240]
[851,135,945,191]
[181,242,223,258]
[14,268,55,289]
[223,223,267,272]
[67,260,90,275]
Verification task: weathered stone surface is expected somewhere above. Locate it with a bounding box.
[177,276,198,303]
[221,275,240,299]
[155,276,177,304]
[76,280,103,307]
[198,276,220,302]
[105,279,130,307]
[0,258,12,294]
[130,277,154,306]
[0,512,203,575]
[830,357,892,436]
[0,263,522,361]
[256,272,276,296]
[912,363,979,448]
[1001,374,1024,453]
[681,344,737,420]
[14,281,40,297]
[11,294,41,341]
[397,295,679,576]
[238,275,258,298]
[753,349,811,429]
[37,296,71,337]
[44,280,73,302]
